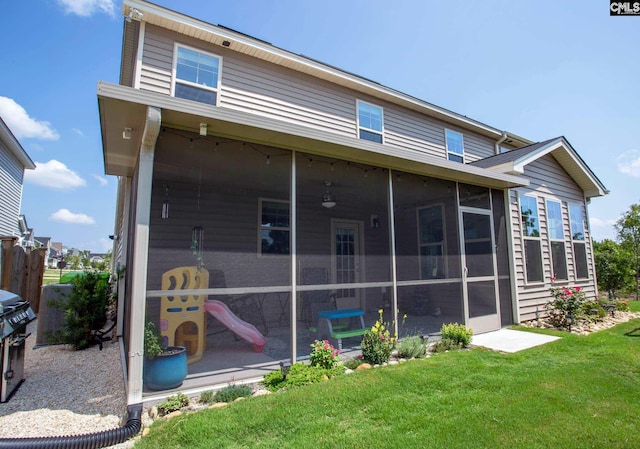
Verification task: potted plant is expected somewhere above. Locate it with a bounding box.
[143,320,188,391]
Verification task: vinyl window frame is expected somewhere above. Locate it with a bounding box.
[258,198,290,257]
[568,202,589,280]
[445,129,465,163]
[172,43,222,106]
[546,199,568,281]
[519,193,543,284]
[416,203,447,279]
[356,100,384,143]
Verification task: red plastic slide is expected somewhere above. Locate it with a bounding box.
[203,300,266,352]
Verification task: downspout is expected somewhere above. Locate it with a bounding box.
[494,131,508,155]
[0,403,142,449]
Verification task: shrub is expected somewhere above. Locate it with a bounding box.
[49,271,112,350]
[262,363,342,392]
[361,309,396,365]
[582,300,606,320]
[440,323,473,348]
[614,299,630,312]
[309,340,340,369]
[199,390,215,404]
[343,357,363,370]
[432,337,461,353]
[396,335,428,358]
[157,392,190,416]
[546,285,588,328]
[214,384,252,403]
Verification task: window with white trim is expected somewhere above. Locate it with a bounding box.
[546,199,568,281]
[519,194,543,283]
[445,129,464,163]
[173,45,221,105]
[259,199,290,255]
[357,101,383,143]
[569,203,588,279]
[417,205,445,279]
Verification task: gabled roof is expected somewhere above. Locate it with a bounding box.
[471,137,608,198]
[122,0,533,147]
[0,117,35,170]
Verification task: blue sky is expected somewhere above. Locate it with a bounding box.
[0,0,638,252]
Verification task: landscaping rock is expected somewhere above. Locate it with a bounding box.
[210,402,228,409]
[164,410,183,420]
[356,363,372,370]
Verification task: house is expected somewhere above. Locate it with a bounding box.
[98,1,607,404]
[0,119,35,241]
[34,236,53,268]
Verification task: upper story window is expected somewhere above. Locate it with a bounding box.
[357,101,383,143]
[569,203,589,279]
[445,129,464,163]
[519,193,543,283]
[173,45,221,106]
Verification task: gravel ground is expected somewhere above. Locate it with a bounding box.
[0,320,132,447]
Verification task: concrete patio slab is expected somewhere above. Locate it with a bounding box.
[471,328,560,353]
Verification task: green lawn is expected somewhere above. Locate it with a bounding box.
[135,317,640,449]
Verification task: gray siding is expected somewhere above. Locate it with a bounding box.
[0,143,24,236]
[511,154,598,321]
[138,25,498,163]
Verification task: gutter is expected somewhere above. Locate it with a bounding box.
[495,131,508,155]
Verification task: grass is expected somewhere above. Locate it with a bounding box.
[134,316,640,449]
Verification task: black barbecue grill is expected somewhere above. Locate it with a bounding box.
[0,289,36,402]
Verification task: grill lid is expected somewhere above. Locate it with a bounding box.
[0,289,36,339]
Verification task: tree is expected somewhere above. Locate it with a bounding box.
[615,203,640,301]
[593,239,634,299]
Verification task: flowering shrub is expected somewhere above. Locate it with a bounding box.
[309,340,340,369]
[546,285,588,328]
[361,309,397,365]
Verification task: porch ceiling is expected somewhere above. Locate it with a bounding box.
[98,82,528,190]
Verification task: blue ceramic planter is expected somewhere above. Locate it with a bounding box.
[143,346,188,391]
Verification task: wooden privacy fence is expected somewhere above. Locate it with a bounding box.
[0,236,46,313]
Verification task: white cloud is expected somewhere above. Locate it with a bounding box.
[24,160,87,190]
[93,174,109,186]
[50,209,96,225]
[0,97,59,140]
[56,0,116,17]
[616,149,640,177]
[71,128,84,137]
[590,217,617,228]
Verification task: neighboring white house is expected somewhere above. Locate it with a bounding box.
[98,1,607,404]
[0,117,35,240]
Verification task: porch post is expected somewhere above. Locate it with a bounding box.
[504,189,520,323]
[290,150,297,362]
[387,170,399,338]
[127,106,161,405]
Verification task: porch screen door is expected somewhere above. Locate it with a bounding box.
[460,210,500,333]
[331,220,362,310]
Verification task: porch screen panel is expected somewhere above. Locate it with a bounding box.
[145,132,293,382]
[491,190,513,326]
[392,171,463,326]
[295,153,392,347]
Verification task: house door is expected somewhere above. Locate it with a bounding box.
[331,220,363,310]
[459,210,500,333]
